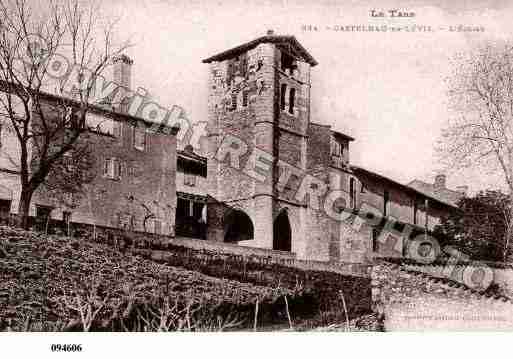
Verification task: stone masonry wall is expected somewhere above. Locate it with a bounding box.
[305,122,372,263]
[31,100,177,235]
[402,262,513,297]
[372,262,513,330]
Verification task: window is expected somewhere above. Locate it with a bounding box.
[349,178,357,209]
[281,51,297,75]
[193,202,204,221]
[133,126,146,151]
[242,90,248,107]
[103,157,121,180]
[331,139,342,157]
[288,88,295,114]
[177,198,190,218]
[184,173,196,187]
[280,84,287,111]
[383,190,389,217]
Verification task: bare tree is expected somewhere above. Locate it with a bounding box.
[0,0,130,228]
[438,41,513,261]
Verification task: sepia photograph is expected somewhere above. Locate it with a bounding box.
[1,0,513,357]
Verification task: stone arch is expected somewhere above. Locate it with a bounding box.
[223,209,254,243]
[273,209,292,251]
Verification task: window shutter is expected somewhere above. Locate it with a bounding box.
[289,88,296,114]
[103,158,110,177]
[280,84,287,111]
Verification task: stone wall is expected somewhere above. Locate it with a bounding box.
[305,123,372,263]
[356,170,454,233]
[205,42,314,253]
[402,262,513,297]
[29,100,178,236]
[371,262,513,330]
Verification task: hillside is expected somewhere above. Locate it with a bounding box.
[0,226,295,331]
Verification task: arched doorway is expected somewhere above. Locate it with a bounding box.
[273,210,291,251]
[224,210,254,243]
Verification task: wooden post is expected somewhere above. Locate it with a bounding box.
[253,298,259,331]
[284,295,293,330]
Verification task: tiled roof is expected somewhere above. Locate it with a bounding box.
[0,80,180,134]
[309,122,355,141]
[202,34,318,66]
[407,179,464,207]
[331,129,355,142]
[352,166,459,209]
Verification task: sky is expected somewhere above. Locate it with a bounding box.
[100,0,513,193]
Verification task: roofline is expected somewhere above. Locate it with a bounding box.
[351,165,459,209]
[408,179,464,198]
[309,122,330,128]
[0,80,180,136]
[177,150,207,164]
[332,130,355,142]
[202,35,318,66]
[309,122,355,141]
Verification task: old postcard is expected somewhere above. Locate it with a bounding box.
[1,0,513,356]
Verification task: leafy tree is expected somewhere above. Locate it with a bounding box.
[437,42,513,261]
[434,190,510,262]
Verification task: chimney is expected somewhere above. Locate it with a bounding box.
[112,54,133,113]
[456,185,469,196]
[266,29,274,36]
[434,174,446,191]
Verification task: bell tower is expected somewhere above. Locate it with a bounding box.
[202,31,317,252]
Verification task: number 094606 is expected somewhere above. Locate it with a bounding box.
[50,344,83,352]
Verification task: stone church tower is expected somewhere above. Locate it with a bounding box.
[202,31,319,256]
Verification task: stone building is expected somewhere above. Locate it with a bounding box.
[202,30,321,259]
[0,56,179,235]
[199,31,463,263]
[0,31,465,264]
